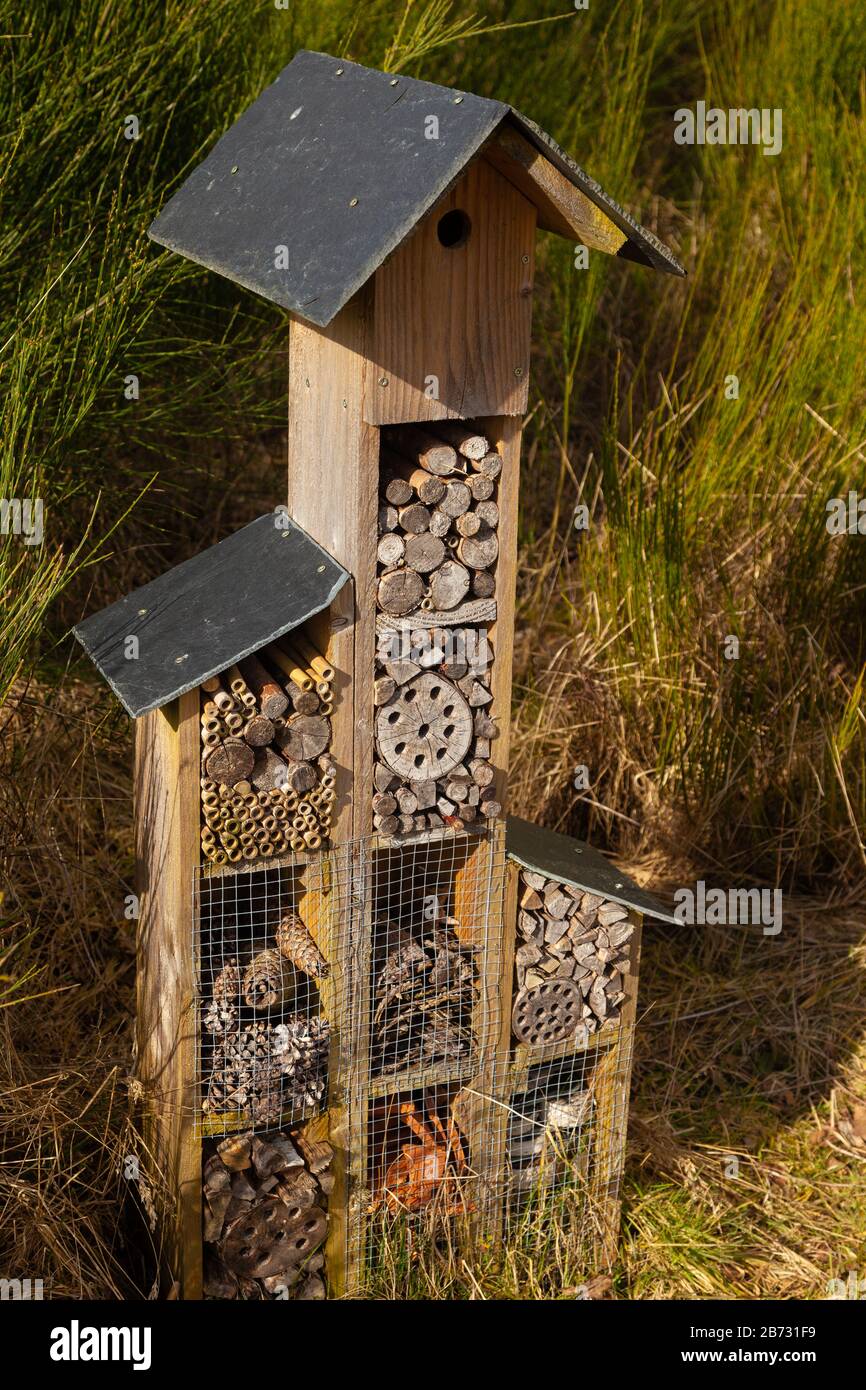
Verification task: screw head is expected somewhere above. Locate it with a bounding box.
[453,96,463,104]
[230,165,239,174]
[514,367,524,378]
[390,78,399,86]
[349,196,359,207]
[379,376,389,387]
[335,67,344,75]
[521,254,529,264]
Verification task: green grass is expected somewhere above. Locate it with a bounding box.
[1,0,865,1299]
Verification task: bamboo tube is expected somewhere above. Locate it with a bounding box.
[253,827,268,845]
[291,632,335,682]
[265,642,312,692]
[213,688,236,713]
[249,805,264,823]
[227,664,255,704]
[226,846,243,863]
[201,676,222,694]
[259,841,275,858]
[273,805,288,822]
[212,849,228,866]
[235,780,252,796]
[292,814,307,832]
[224,712,244,734]
[290,833,305,852]
[240,817,256,834]
[304,831,322,850]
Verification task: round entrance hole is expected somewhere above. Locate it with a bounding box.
[437,209,471,248]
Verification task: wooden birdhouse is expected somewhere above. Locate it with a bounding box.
[76,51,681,1301]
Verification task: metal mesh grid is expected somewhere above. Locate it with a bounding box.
[367,828,504,1082]
[195,855,335,1137]
[192,828,640,1292]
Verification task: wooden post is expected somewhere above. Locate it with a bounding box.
[135,689,201,1298]
[588,911,643,1269]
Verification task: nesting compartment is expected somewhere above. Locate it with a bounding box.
[373,421,503,837]
[199,625,338,867]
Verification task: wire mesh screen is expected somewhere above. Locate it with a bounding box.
[195,855,336,1137]
[193,826,641,1295]
[368,828,504,1082]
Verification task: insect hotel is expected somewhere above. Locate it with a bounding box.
[75,51,681,1300]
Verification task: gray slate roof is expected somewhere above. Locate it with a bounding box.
[506,815,676,924]
[148,49,685,327]
[74,513,348,718]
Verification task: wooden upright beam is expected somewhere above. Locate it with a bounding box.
[135,689,201,1298]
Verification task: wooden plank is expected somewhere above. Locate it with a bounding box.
[482,415,521,818]
[135,690,201,1299]
[367,160,536,424]
[483,127,628,254]
[288,288,379,847]
[587,910,643,1269]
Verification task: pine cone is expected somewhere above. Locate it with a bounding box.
[276,911,329,980]
[204,959,241,1036]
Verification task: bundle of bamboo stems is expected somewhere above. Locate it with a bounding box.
[199,631,337,864]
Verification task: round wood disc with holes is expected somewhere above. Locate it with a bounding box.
[221,1201,326,1280]
[512,980,582,1048]
[376,673,472,782]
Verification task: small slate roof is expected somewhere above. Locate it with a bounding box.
[74,513,348,719]
[506,816,676,924]
[148,49,684,327]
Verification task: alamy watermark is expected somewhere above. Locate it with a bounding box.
[0,497,43,546]
[674,880,782,936]
[674,102,782,156]
[1,1276,43,1300]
